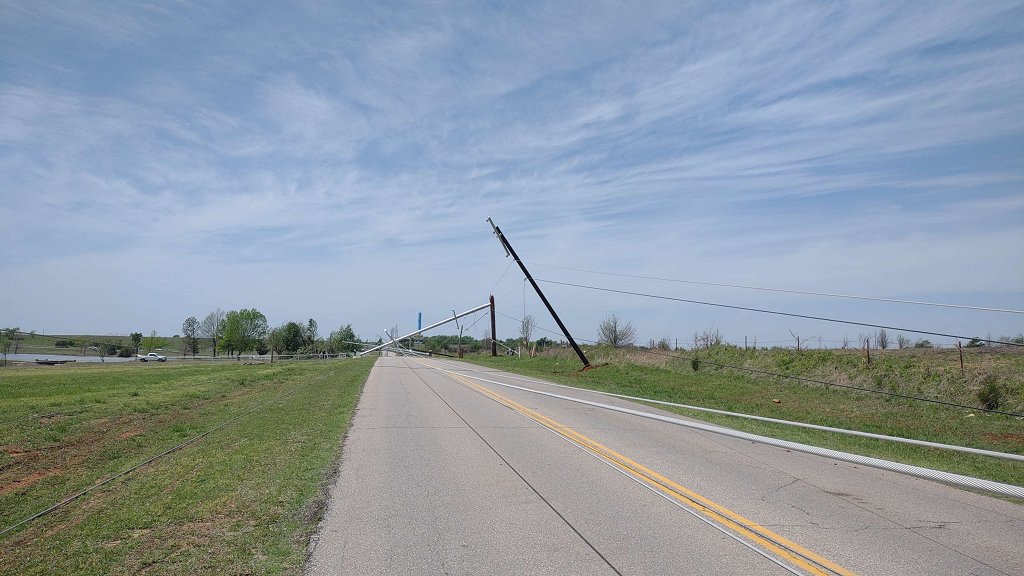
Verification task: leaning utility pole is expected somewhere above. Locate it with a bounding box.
[487,218,591,369]
[489,294,497,357]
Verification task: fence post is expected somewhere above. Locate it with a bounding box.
[958,340,965,376]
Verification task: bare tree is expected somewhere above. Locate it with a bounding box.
[692,326,723,350]
[896,333,910,349]
[200,308,225,357]
[519,315,535,347]
[875,328,890,350]
[599,314,636,347]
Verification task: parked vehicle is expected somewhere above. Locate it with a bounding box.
[138,352,167,362]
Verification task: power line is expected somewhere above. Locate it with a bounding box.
[488,261,514,295]
[536,279,1023,348]
[528,262,1024,315]
[465,310,487,332]
[492,310,1024,418]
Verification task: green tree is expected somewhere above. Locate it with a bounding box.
[5,326,22,354]
[182,316,200,357]
[98,340,120,362]
[305,318,319,347]
[0,328,13,366]
[329,324,360,353]
[272,321,306,354]
[130,332,143,354]
[222,312,241,357]
[221,308,269,357]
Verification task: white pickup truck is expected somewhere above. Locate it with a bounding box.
[138,352,167,362]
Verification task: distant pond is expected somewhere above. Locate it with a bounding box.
[4,353,137,364]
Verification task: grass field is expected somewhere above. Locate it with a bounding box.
[3,332,214,359]
[464,346,1024,488]
[0,358,374,575]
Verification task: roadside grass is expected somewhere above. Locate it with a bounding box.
[0,358,373,575]
[463,348,1024,488]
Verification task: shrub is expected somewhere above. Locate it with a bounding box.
[977,381,1002,410]
[913,339,933,348]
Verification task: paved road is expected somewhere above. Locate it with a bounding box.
[307,357,1024,575]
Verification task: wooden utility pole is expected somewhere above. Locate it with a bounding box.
[490,295,497,357]
[487,218,591,369]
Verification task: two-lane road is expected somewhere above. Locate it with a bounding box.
[307,357,1024,575]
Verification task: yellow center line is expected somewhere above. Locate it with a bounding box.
[418,360,856,576]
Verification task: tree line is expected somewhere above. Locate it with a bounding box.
[178,309,363,358]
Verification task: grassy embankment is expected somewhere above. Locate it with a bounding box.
[0,358,373,575]
[5,332,215,358]
[465,345,1024,487]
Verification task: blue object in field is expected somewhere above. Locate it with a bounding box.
[418,312,422,331]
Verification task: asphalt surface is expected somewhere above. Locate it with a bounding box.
[307,356,1024,575]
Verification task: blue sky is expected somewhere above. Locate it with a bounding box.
[2,1,1022,348]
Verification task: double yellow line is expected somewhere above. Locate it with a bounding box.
[426,362,855,576]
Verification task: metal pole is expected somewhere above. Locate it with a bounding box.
[452,310,463,359]
[358,303,491,357]
[487,218,591,369]
[490,294,497,357]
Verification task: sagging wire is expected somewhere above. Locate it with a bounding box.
[528,262,1024,315]
[536,279,1023,348]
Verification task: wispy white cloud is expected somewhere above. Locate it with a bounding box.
[1,1,1021,343]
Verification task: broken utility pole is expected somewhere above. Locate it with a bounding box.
[487,217,591,370]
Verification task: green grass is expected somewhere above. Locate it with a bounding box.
[5,332,219,358]
[0,358,374,575]
[463,347,1024,488]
